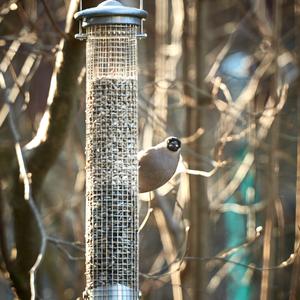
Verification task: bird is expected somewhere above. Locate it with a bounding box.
[138,137,181,193]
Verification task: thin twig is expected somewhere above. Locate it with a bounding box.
[186,240,300,273]
[138,200,153,233]
[54,244,85,261]
[39,0,68,39]
[141,228,300,281]
[47,236,84,252]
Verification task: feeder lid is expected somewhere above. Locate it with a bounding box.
[74,0,147,26]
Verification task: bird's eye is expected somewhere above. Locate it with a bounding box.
[167,137,181,152]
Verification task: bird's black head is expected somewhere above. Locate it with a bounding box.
[167,137,181,152]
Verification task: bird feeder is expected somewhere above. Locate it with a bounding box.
[75,1,147,299]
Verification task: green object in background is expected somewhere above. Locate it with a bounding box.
[224,153,259,300]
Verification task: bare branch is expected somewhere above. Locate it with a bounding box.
[6,99,47,300]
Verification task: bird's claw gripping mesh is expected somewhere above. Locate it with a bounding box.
[85,25,139,299]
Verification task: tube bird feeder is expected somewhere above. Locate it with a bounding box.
[75,1,147,299]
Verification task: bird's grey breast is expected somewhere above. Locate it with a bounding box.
[138,147,179,193]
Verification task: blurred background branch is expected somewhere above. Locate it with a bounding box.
[0,0,299,299]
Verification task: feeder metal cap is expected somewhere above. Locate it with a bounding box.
[74,0,147,26]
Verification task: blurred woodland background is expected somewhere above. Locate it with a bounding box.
[0,0,299,299]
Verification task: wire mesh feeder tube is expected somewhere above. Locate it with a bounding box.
[85,24,139,299]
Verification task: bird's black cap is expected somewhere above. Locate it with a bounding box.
[167,137,181,152]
